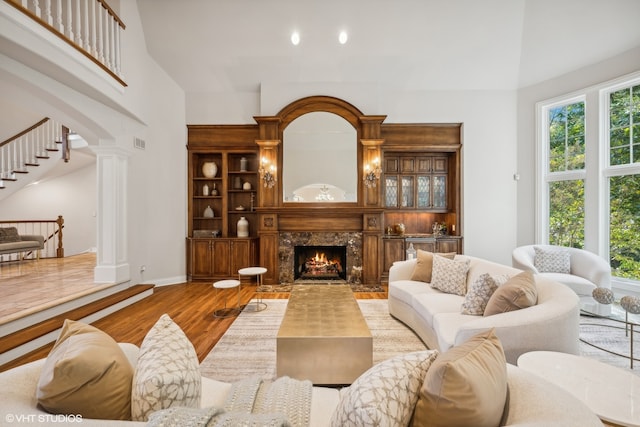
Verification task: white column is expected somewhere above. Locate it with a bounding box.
[92,145,130,284]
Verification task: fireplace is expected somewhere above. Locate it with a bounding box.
[294,245,347,281]
[278,232,362,284]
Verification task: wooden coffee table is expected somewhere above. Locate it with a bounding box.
[276,285,373,385]
[518,351,640,426]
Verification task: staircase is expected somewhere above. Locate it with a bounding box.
[0,117,69,200]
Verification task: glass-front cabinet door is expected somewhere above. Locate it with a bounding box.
[384,154,448,211]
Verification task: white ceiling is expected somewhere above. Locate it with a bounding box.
[136,0,640,94]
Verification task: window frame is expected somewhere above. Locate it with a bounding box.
[536,94,587,244]
[535,71,640,287]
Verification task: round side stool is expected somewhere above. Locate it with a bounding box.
[238,267,267,312]
[212,279,241,318]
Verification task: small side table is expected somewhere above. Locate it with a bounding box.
[238,267,267,312]
[212,279,241,318]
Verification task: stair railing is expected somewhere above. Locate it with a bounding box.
[0,215,64,261]
[4,0,126,86]
[0,117,67,188]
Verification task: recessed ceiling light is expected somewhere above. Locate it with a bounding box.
[291,31,300,46]
[338,31,348,44]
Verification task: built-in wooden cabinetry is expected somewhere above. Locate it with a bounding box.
[186,97,463,285]
[186,125,260,281]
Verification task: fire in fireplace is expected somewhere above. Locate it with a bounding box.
[294,245,347,281]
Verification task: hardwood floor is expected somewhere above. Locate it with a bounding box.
[0,255,387,372]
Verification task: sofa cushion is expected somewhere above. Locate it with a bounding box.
[540,272,596,296]
[389,280,441,306]
[430,255,471,296]
[0,227,20,243]
[331,350,439,427]
[411,251,456,283]
[131,314,201,421]
[534,246,570,273]
[484,271,537,316]
[412,329,508,427]
[412,292,466,326]
[36,319,134,420]
[431,312,478,351]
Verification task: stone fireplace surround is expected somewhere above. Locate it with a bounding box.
[278,232,363,284]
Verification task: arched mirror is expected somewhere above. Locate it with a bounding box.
[282,112,357,203]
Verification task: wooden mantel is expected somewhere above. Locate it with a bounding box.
[186,95,462,287]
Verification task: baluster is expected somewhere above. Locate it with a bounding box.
[54,0,64,34]
[82,0,89,51]
[114,19,121,76]
[103,7,111,69]
[65,0,74,42]
[32,0,41,19]
[89,0,97,57]
[96,3,104,63]
[43,0,52,26]
[73,0,82,46]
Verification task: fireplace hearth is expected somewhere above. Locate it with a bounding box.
[278,232,362,284]
[294,245,347,281]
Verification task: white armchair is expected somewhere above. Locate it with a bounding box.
[512,245,612,316]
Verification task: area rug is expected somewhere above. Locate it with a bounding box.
[579,314,640,374]
[199,299,640,382]
[199,299,425,382]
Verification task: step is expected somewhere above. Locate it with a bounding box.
[0,284,154,370]
[24,162,39,167]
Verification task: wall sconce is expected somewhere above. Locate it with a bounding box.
[363,157,382,188]
[259,156,277,188]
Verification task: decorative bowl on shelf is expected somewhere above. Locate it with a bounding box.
[235,205,245,211]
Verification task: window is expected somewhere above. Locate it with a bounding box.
[603,82,640,280]
[541,98,586,248]
[537,73,640,285]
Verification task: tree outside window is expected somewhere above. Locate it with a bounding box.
[546,101,585,248]
[607,85,640,280]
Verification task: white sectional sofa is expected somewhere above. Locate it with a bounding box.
[388,254,581,364]
[0,343,603,426]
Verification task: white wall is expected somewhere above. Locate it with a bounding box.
[186,84,519,265]
[516,46,640,247]
[0,0,187,287]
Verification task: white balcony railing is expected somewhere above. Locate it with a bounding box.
[5,0,126,86]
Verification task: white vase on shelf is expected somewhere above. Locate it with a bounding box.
[202,183,209,196]
[202,162,217,178]
[204,206,214,218]
[237,217,249,237]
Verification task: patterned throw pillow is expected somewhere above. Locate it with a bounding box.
[430,255,471,296]
[330,350,439,427]
[533,246,570,273]
[131,314,202,421]
[461,273,499,315]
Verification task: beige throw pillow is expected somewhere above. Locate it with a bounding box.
[131,314,202,421]
[36,319,133,420]
[410,251,456,283]
[429,254,470,296]
[412,329,508,427]
[483,271,537,316]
